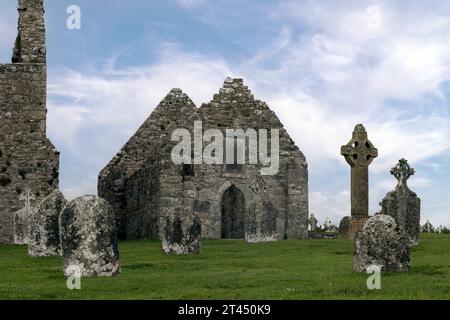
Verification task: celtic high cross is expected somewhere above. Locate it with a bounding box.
[341,124,378,218]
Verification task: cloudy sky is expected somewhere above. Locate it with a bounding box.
[1,0,450,227]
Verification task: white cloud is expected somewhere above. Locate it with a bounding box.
[176,0,204,9]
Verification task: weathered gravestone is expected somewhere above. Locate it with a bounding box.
[28,189,67,257]
[355,214,411,272]
[245,206,278,243]
[60,195,120,277]
[162,214,202,255]
[14,189,35,245]
[379,159,421,246]
[339,124,378,239]
[422,219,433,234]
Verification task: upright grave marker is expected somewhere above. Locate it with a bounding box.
[14,189,35,244]
[379,159,421,245]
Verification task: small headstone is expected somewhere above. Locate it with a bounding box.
[14,189,35,244]
[162,215,201,255]
[308,214,318,232]
[379,159,421,245]
[14,208,28,245]
[28,189,68,257]
[60,195,120,277]
[355,214,411,272]
[245,210,278,243]
[422,219,433,233]
[322,217,337,232]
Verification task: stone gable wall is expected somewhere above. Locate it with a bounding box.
[192,78,308,239]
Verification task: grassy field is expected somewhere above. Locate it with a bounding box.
[0,234,449,300]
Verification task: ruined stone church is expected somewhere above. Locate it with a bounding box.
[99,79,309,241]
[0,0,59,244]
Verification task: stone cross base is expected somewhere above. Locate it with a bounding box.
[338,216,368,239]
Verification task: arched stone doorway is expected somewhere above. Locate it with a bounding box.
[221,185,245,239]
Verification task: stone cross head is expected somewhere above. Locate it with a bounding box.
[341,124,378,167]
[390,158,415,187]
[308,214,317,228]
[19,188,35,210]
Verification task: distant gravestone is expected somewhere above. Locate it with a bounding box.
[322,217,337,232]
[162,215,201,255]
[422,220,433,233]
[339,124,378,239]
[14,189,35,245]
[28,189,67,257]
[60,195,120,277]
[355,214,411,272]
[379,159,421,246]
[308,214,318,232]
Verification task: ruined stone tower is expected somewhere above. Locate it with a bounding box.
[0,0,59,244]
[99,78,309,241]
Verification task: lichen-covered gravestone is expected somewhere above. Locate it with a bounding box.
[162,215,201,255]
[14,208,29,245]
[355,214,411,272]
[14,189,35,245]
[60,195,120,277]
[379,159,421,246]
[28,189,67,257]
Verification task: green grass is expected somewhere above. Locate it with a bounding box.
[0,234,449,300]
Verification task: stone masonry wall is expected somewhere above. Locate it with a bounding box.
[125,159,160,239]
[13,0,47,64]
